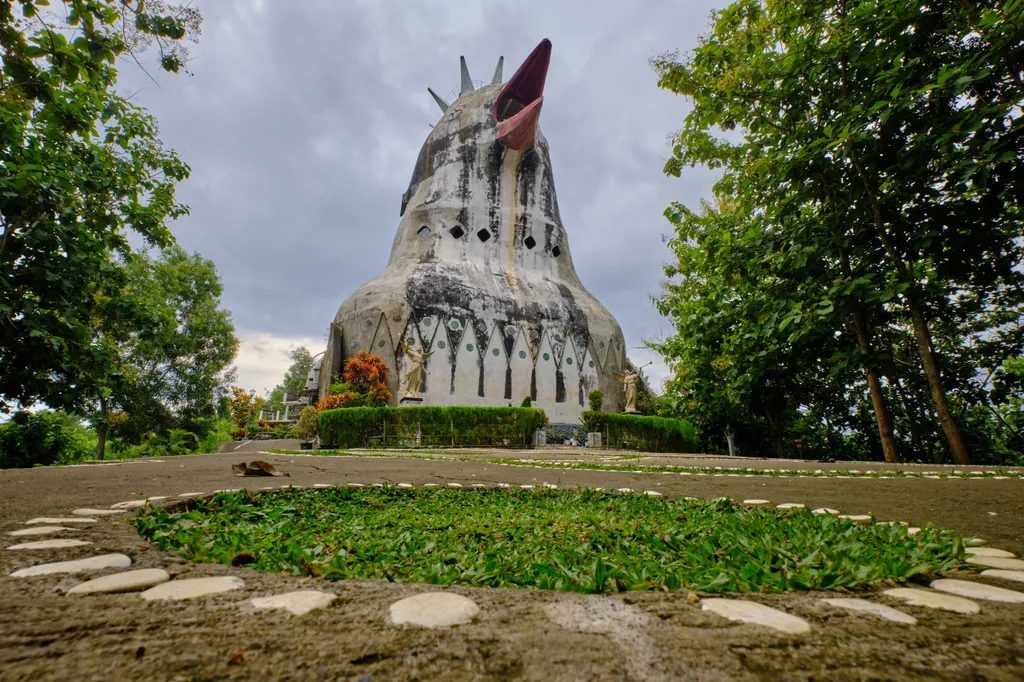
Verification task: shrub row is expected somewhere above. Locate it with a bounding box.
[318,406,548,449]
[581,412,698,453]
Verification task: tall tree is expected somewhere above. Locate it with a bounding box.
[653,0,1024,465]
[0,0,201,413]
[90,246,238,458]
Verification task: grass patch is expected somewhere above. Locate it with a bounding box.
[135,488,965,594]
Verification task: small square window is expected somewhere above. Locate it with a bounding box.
[551,245,561,257]
[417,225,431,238]
[450,225,465,239]
[477,228,491,242]
[524,236,536,250]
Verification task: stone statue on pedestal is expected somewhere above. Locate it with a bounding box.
[614,369,639,413]
[400,341,431,399]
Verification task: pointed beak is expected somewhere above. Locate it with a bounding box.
[494,39,551,150]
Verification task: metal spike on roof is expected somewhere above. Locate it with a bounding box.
[427,87,450,113]
[459,56,474,95]
[491,56,504,85]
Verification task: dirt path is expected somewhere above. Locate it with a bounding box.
[1,451,1023,681]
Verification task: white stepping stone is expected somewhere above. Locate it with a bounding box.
[907,527,922,535]
[397,483,413,488]
[644,491,663,497]
[7,526,79,537]
[250,590,336,616]
[10,553,131,577]
[701,599,810,634]
[177,492,205,498]
[966,556,1024,570]
[389,592,480,628]
[777,503,805,509]
[812,508,840,516]
[742,499,771,506]
[110,500,150,509]
[423,483,438,488]
[980,569,1024,584]
[884,588,979,614]
[966,547,1015,558]
[446,482,463,488]
[140,576,245,601]
[313,484,332,488]
[616,488,632,493]
[520,485,534,489]
[839,514,873,525]
[8,538,93,551]
[26,517,96,525]
[68,569,171,595]
[471,484,487,488]
[72,509,125,516]
[821,598,917,624]
[347,483,365,488]
[931,579,1024,603]
[497,483,511,488]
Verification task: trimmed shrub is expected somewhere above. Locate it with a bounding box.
[587,390,603,412]
[319,406,548,449]
[581,412,698,453]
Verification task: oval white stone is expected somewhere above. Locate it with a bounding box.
[742,500,772,506]
[644,491,663,497]
[250,590,336,616]
[615,488,632,493]
[812,508,840,516]
[701,599,810,634]
[389,592,480,628]
[446,482,463,488]
[777,503,805,509]
[965,547,1015,558]
[68,569,171,595]
[10,553,131,577]
[7,526,79,537]
[838,514,873,525]
[72,509,126,516]
[140,576,245,601]
[883,587,979,614]
[966,556,1024,570]
[980,569,1024,584]
[821,598,916,624]
[930,579,1024,603]
[7,538,93,550]
[26,517,96,525]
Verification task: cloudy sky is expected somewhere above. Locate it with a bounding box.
[120,0,722,396]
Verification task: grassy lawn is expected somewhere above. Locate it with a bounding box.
[135,488,966,594]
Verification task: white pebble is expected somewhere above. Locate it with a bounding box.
[883,587,979,614]
[702,599,810,634]
[7,538,93,551]
[68,569,171,595]
[10,553,131,578]
[389,592,480,628]
[821,598,916,624]
[140,576,245,601]
[931,579,1024,604]
[250,590,336,616]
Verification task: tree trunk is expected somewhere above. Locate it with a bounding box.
[905,298,971,464]
[95,397,108,461]
[763,406,786,458]
[839,248,900,463]
[850,157,971,465]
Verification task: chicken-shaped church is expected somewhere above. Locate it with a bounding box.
[314,39,628,422]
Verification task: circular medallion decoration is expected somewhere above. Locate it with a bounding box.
[543,353,550,361]
[566,357,573,365]
[350,342,358,350]
[576,336,585,347]
[600,341,606,349]
[438,340,446,349]
[423,317,433,327]
[519,350,527,359]
[530,330,540,340]
[492,348,500,357]
[554,333,564,343]
[466,343,474,352]
[377,340,385,348]
[407,337,416,345]
[589,360,595,368]
[449,319,461,330]
[365,319,373,327]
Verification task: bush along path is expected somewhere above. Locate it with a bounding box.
[2,453,1024,680]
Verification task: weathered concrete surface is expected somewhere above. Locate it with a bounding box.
[324,40,626,422]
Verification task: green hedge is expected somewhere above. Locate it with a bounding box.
[318,406,549,449]
[581,412,698,453]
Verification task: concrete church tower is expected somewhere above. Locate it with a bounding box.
[319,39,627,422]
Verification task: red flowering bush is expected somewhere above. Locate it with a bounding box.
[343,351,391,407]
[317,392,362,412]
